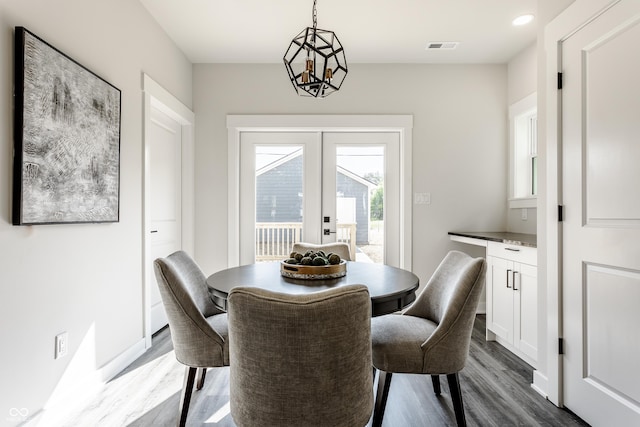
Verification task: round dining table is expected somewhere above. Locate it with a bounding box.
[207,261,420,316]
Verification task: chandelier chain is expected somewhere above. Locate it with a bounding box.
[312,0,318,30]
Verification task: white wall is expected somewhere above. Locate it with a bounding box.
[507,43,538,234]
[193,63,507,287]
[0,0,192,421]
[508,43,537,105]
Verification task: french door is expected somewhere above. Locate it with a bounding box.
[322,132,400,267]
[239,131,400,267]
[240,132,322,265]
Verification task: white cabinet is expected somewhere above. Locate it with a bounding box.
[486,241,538,367]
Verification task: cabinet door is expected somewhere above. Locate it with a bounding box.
[487,256,514,342]
[514,262,537,361]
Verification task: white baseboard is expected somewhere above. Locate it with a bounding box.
[97,338,147,383]
[494,335,537,369]
[531,370,549,400]
[24,339,146,426]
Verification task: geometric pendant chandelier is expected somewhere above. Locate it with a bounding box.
[283,0,348,98]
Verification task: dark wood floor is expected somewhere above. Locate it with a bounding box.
[59,315,589,426]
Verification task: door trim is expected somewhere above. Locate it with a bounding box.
[544,0,622,406]
[227,115,413,270]
[143,74,195,348]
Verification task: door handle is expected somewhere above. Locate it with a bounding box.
[150,230,158,234]
[513,271,519,291]
[506,269,512,288]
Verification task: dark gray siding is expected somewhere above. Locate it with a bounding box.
[256,156,370,245]
[337,173,370,245]
[256,155,302,223]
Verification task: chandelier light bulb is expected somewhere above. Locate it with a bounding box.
[325,68,333,81]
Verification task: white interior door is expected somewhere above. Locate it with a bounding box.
[562,1,640,425]
[148,107,182,334]
[322,132,400,266]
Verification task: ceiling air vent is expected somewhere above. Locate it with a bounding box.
[426,42,459,50]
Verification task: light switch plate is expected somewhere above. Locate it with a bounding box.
[414,192,431,205]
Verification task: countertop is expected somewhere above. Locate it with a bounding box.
[448,231,537,248]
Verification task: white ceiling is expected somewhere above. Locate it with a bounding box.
[139,0,538,64]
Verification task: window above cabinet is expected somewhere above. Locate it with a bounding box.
[509,92,537,209]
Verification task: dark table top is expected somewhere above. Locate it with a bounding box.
[448,231,537,248]
[207,261,420,316]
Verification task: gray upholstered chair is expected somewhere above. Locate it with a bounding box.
[371,251,486,427]
[227,285,373,427]
[153,251,229,427]
[291,241,352,261]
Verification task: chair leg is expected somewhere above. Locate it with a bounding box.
[196,367,207,390]
[178,366,197,427]
[431,374,441,395]
[373,371,393,427]
[446,373,466,427]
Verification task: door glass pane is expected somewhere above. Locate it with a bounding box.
[336,146,384,263]
[255,145,303,262]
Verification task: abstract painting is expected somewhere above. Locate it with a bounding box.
[13,27,121,225]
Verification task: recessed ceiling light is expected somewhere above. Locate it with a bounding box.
[512,14,534,26]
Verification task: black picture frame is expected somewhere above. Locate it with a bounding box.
[13,27,121,225]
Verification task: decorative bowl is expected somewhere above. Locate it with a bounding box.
[280,260,347,280]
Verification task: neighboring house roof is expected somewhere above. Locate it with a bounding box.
[257,148,378,190]
[256,148,303,177]
[337,166,377,190]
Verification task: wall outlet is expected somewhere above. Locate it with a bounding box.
[55,332,68,359]
[521,208,528,221]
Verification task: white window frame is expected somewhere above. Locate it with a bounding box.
[509,92,538,209]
